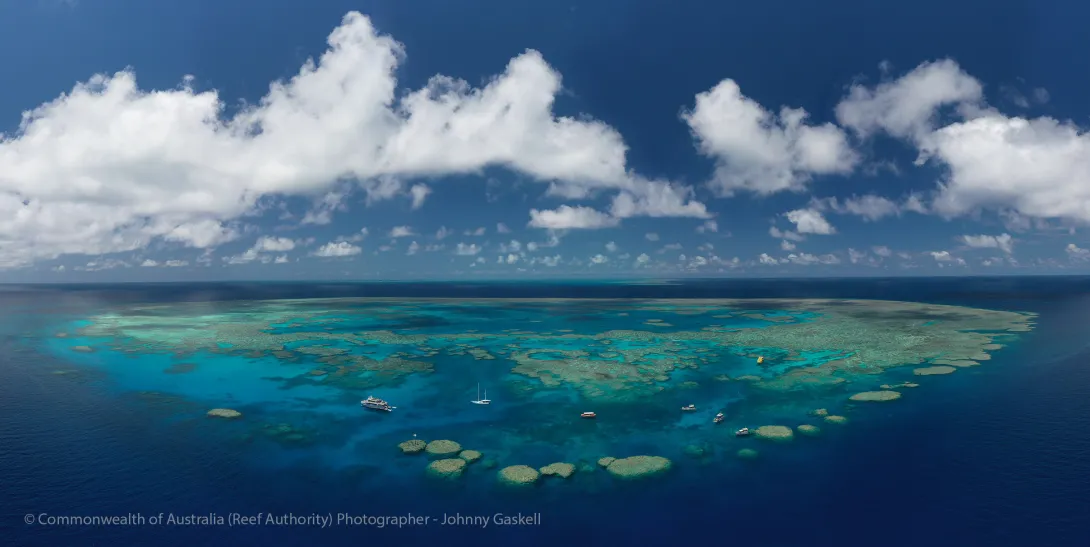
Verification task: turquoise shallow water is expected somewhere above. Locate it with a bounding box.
[5,280,1090,547]
[38,298,1032,480]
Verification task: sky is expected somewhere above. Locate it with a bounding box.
[2,0,1090,281]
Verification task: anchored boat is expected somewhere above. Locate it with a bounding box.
[361,395,394,412]
[580,411,597,419]
[681,404,697,411]
[470,383,491,405]
[713,412,724,424]
[735,427,751,437]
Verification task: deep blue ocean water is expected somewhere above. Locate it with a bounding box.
[2,277,1089,547]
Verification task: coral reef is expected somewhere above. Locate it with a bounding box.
[458,450,482,463]
[605,456,672,479]
[425,440,462,456]
[426,458,467,479]
[811,408,829,417]
[849,390,902,402]
[539,462,576,479]
[597,457,616,467]
[824,415,849,424]
[683,444,709,458]
[913,366,957,376]
[796,424,821,436]
[398,439,426,454]
[755,425,794,441]
[206,408,242,419]
[736,448,759,460]
[498,465,540,485]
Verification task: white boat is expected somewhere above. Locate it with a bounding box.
[713,412,724,424]
[361,395,394,412]
[681,404,697,411]
[471,383,491,405]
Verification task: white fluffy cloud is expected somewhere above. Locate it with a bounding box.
[835,59,983,141]
[838,59,1090,225]
[785,208,836,235]
[1065,243,1090,261]
[454,242,481,256]
[224,236,296,264]
[785,252,840,265]
[313,241,361,257]
[0,11,706,268]
[409,184,431,210]
[388,226,414,238]
[960,233,1014,254]
[528,205,619,229]
[684,79,856,196]
[695,220,718,233]
[810,195,907,221]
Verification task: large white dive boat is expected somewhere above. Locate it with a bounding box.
[361,395,394,412]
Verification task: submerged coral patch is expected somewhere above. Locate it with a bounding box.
[913,366,957,376]
[849,390,902,402]
[425,440,462,456]
[605,456,672,479]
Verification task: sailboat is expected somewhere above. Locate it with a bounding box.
[471,383,491,405]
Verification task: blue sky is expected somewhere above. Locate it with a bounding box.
[1,0,1089,281]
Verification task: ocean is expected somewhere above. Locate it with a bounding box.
[1,277,1088,547]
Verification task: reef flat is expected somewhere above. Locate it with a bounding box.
[52,297,1035,488]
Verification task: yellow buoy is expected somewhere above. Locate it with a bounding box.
[757,356,764,364]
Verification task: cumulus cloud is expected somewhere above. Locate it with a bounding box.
[810,194,912,221]
[0,11,702,268]
[872,245,892,257]
[224,236,297,264]
[780,240,796,251]
[785,252,840,265]
[605,241,618,253]
[838,58,1090,225]
[960,233,1014,254]
[695,220,718,233]
[645,232,660,241]
[759,253,780,265]
[835,59,983,141]
[464,227,486,236]
[635,253,651,266]
[495,223,511,234]
[388,226,415,238]
[590,254,608,264]
[1065,243,1090,261]
[785,208,836,235]
[769,226,805,241]
[314,241,362,257]
[454,242,481,256]
[684,79,857,196]
[409,184,431,210]
[528,205,619,229]
[535,254,561,267]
